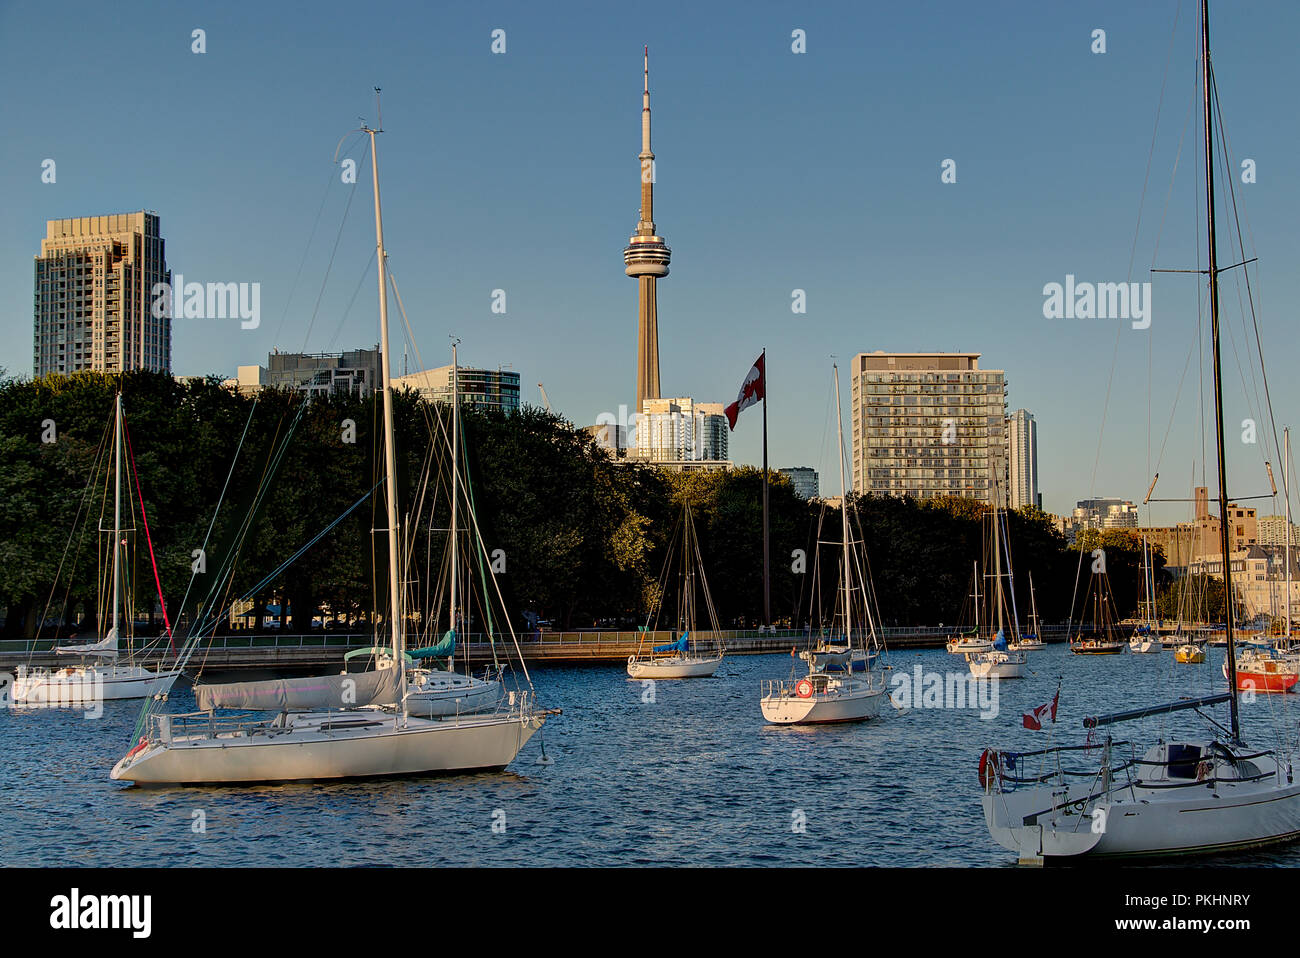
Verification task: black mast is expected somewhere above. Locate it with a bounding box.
[1201,0,1241,743]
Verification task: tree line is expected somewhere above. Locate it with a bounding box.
[0,372,1182,641]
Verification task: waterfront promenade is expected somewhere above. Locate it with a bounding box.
[0,626,1073,671]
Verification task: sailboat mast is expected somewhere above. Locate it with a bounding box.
[111,392,123,642]
[1200,0,1240,742]
[365,109,406,702]
[992,473,1004,633]
[450,340,460,668]
[1029,571,1039,634]
[833,363,852,643]
[1286,427,1292,642]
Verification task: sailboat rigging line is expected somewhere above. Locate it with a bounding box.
[238,481,382,602]
[299,138,367,354]
[122,419,175,653]
[31,406,112,661]
[1211,80,1283,474]
[323,248,378,356]
[269,132,365,347]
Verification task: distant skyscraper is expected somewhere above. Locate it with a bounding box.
[634,397,727,462]
[267,346,381,396]
[34,212,171,376]
[850,351,1008,504]
[395,363,521,414]
[779,467,820,500]
[623,47,671,414]
[1073,498,1139,529]
[1006,409,1039,510]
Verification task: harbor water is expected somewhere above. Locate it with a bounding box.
[3,645,1299,867]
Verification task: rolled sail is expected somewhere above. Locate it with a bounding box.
[195,667,400,711]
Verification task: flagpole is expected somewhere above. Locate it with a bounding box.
[762,348,770,629]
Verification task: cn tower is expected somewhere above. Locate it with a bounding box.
[624,46,671,414]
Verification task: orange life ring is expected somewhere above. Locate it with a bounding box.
[795,679,814,699]
[978,748,1002,789]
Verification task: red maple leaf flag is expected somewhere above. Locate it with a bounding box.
[724,353,765,430]
[1022,687,1060,731]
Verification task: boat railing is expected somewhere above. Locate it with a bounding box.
[146,709,274,743]
[992,741,1281,791]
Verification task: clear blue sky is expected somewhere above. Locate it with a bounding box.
[3,0,1298,523]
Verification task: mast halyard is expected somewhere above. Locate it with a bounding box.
[1200,0,1240,743]
[112,392,123,645]
[1286,427,1293,644]
[833,363,852,647]
[363,92,407,713]
[450,339,460,672]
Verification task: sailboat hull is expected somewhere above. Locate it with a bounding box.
[14,665,180,705]
[760,680,885,724]
[967,652,1026,679]
[110,709,543,785]
[404,673,504,717]
[627,654,722,679]
[984,775,1300,860]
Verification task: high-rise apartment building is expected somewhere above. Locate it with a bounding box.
[850,352,1007,504]
[1006,408,1039,510]
[34,212,171,376]
[633,397,728,462]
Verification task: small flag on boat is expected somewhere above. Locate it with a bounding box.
[1022,687,1060,730]
[724,353,765,430]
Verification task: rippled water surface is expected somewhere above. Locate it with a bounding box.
[4,646,1300,866]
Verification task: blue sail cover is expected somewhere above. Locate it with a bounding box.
[410,629,456,660]
[992,628,1007,651]
[654,633,689,654]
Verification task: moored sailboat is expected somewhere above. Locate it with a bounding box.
[627,503,725,679]
[982,1,1300,860]
[111,102,548,784]
[760,363,886,724]
[15,393,180,706]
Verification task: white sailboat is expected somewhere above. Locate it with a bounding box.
[111,102,547,784]
[1009,572,1046,651]
[946,563,993,654]
[968,474,1027,679]
[1129,536,1162,653]
[760,363,886,724]
[404,343,505,716]
[983,1,1300,860]
[627,504,724,679]
[15,393,181,706]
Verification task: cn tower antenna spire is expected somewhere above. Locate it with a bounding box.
[625,45,670,415]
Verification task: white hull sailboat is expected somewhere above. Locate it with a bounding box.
[112,102,547,785]
[982,1,1300,861]
[760,672,884,724]
[15,395,180,707]
[966,650,1026,679]
[762,363,886,725]
[627,654,722,679]
[984,738,1300,860]
[113,701,542,784]
[15,662,179,705]
[627,502,725,680]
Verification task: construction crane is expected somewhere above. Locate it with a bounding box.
[537,382,552,413]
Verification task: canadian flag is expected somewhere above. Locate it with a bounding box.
[724,353,765,430]
[1022,687,1060,731]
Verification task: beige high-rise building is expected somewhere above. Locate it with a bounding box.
[1006,408,1039,510]
[632,397,729,463]
[34,212,171,376]
[850,352,1007,504]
